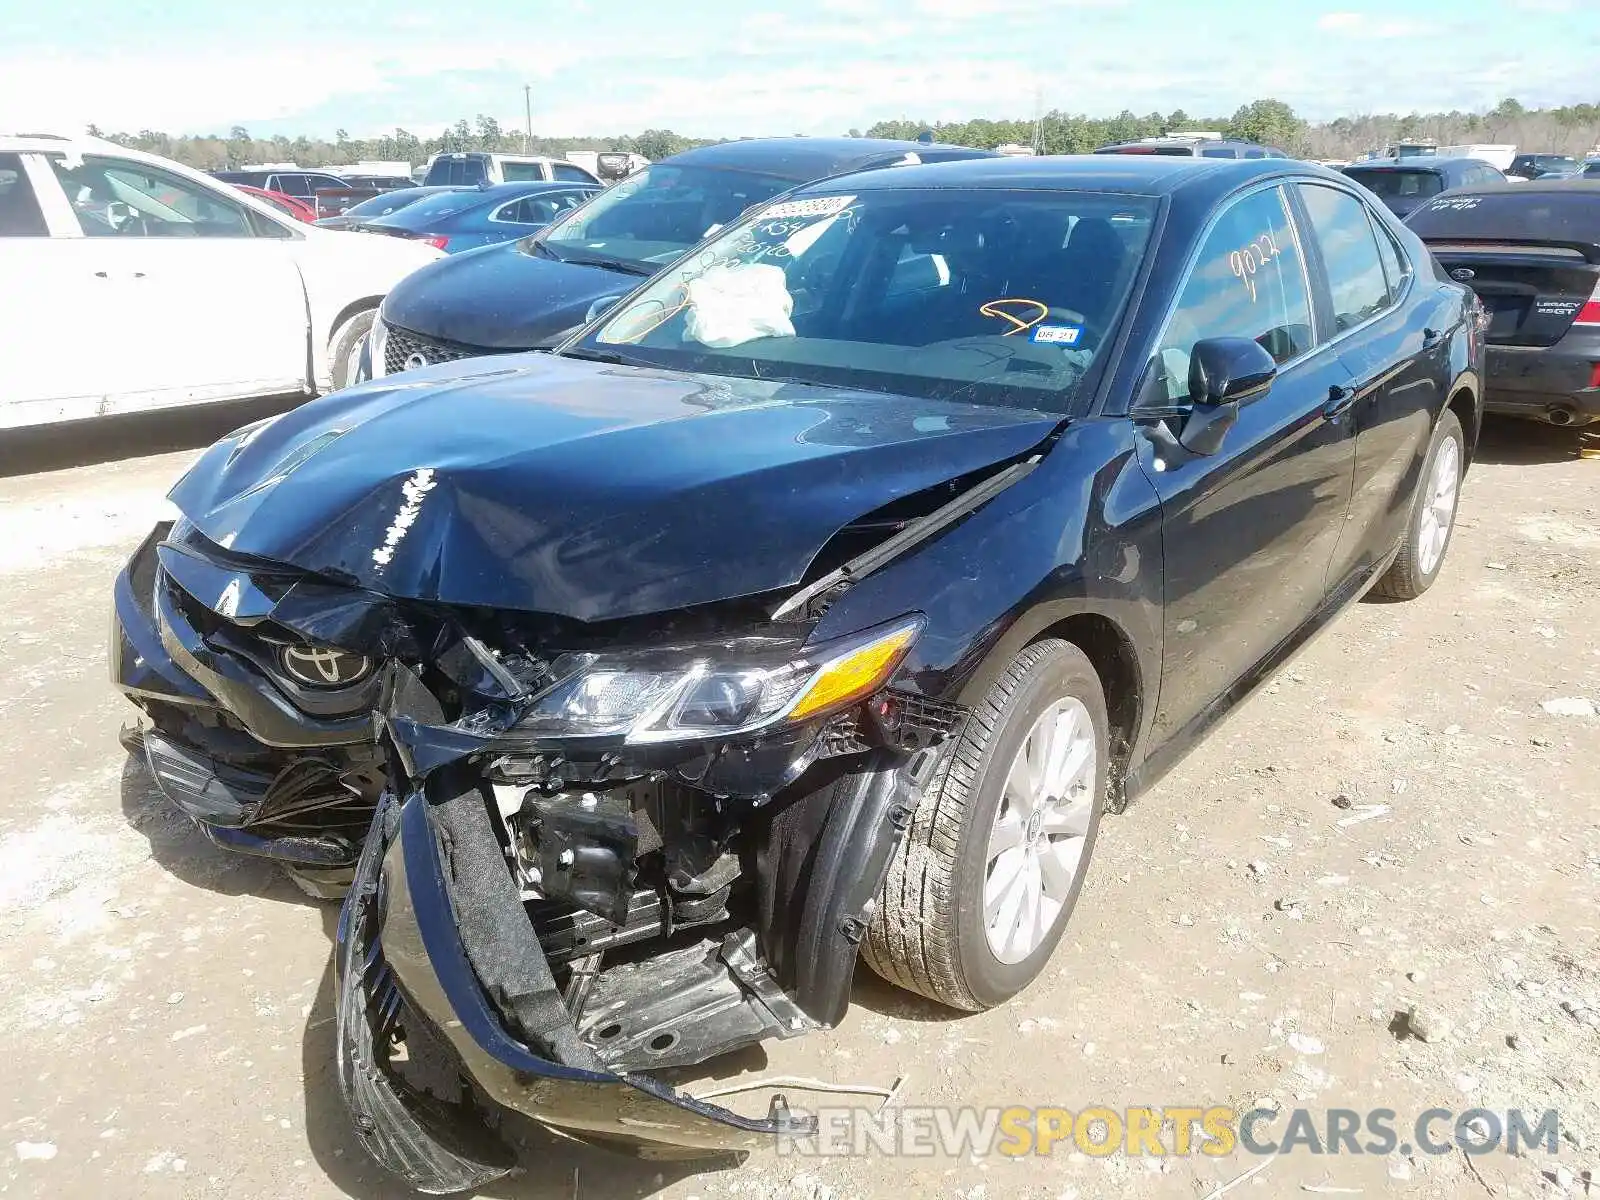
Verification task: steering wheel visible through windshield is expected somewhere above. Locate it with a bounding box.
[532,164,799,272]
[572,187,1156,412]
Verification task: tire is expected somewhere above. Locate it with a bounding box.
[862,639,1108,1011]
[327,308,377,392]
[1373,408,1464,601]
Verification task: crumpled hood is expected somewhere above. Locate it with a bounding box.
[379,242,629,350]
[170,355,1061,622]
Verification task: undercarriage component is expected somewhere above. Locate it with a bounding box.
[576,931,813,1071]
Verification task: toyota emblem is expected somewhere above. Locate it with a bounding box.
[1450,268,1475,282]
[279,644,372,687]
[402,351,430,371]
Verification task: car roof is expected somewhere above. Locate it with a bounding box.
[1348,156,1480,170]
[791,153,1322,198]
[658,136,997,180]
[1096,137,1271,152]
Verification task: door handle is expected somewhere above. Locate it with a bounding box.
[1324,384,1358,421]
[1422,327,1444,351]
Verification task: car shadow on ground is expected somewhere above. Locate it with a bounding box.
[0,393,305,478]
[1472,415,1597,466]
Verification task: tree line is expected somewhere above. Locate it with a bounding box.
[864,97,1600,159]
[87,96,1600,170]
[85,117,712,171]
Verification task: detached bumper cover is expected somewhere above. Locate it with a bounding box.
[336,791,812,1192]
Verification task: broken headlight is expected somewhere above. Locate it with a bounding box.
[513,615,922,744]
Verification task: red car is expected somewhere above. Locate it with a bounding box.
[233,184,317,223]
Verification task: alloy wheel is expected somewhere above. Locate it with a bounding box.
[982,697,1097,965]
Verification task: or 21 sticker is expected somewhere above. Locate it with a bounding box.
[1031,324,1082,346]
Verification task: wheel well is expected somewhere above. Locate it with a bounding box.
[1447,387,1479,465]
[328,296,382,345]
[1031,613,1141,811]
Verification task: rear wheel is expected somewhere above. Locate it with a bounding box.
[1374,408,1464,600]
[863,639,1107,1011]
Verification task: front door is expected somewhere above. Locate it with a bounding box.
[46,154,308,410]
[1135,182,1357,743]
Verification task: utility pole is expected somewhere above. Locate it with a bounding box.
[523,85,532,153]
[1031,86,1044,155]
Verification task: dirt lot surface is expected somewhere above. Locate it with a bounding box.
[0,414,1596,1200]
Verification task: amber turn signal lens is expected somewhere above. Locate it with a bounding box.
[786,623,919,721]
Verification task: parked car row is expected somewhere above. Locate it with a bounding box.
[107,143,1488,1192]
[0,132,443,427]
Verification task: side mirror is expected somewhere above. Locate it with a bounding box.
[1179,336,1277,455]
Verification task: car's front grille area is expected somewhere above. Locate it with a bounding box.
[382,325,489,375]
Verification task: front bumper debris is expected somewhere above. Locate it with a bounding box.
[337,790,816,1192]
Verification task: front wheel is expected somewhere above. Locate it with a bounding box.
[863,639,1108,1011]
[327,308,377,392]
[1373,408,1464,600]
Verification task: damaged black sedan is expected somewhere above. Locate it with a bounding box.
[111,155,1482,1190]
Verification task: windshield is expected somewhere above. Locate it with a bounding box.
[1344,168,1444,199]
[535,164,799,269]
[575,187,1156,412]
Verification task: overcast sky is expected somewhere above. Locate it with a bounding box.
[4,0,1594,139]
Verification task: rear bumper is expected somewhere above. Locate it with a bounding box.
[335,791,811,1192]
[1484,341,1600,424]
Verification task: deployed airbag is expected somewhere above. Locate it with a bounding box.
[683,264,795,348]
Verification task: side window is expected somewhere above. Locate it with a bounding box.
[1296,184,1391,334]
[1154,186,1313,402]
[1201,147,1239,158]
[1369,213,1412,305]
[0,154,49,236]
[553,164,594,183]
[49,156,253,238]
[500,161,547,182]
[270,173,308,197]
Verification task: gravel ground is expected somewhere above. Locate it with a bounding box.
[0,413,1595,1200]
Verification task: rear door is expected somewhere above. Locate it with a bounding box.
[1136,182,1358,743]
[1295,182,1447,587]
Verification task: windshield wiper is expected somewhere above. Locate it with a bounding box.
[524,236,565,261]
[555,253,654,276]
[561,346,641,366]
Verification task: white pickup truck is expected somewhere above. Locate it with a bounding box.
[0,133,443,431]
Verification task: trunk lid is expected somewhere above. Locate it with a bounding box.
[1424,242,1600,347]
